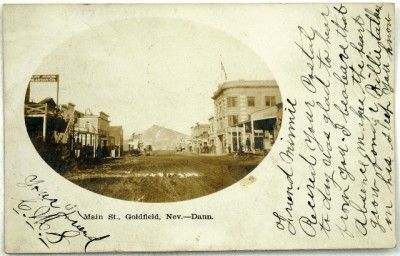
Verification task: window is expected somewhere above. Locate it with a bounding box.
[227,97,238,107]
[265,96,277,107]
[247,96,255,107]
[271,96,276,106]
[228,115,239,126]
[265,96,270,106]
[218,102,223,113]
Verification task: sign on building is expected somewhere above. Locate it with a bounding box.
[28,74,60,105]
[30,74,59,82]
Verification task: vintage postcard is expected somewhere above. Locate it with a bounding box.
[3,3,396,253]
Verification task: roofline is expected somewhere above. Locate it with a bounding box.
[191,123,210,129]
[80,115,110,122]
[212,80,279,100]
[99,111,109,117]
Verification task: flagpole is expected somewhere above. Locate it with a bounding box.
[220,60,228,81]
[56,74,59,106]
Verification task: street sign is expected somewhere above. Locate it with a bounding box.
[30,74,59,83]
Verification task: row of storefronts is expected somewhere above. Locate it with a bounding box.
[24,95,124,159]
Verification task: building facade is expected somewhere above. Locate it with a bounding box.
[208,116,217,154]
[75,110,111,150]
[190,122,210,153]
[24,75,123,161]
[109,126,124,157]
[211,80,282,154]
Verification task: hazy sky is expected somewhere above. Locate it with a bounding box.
[31,18,274,136]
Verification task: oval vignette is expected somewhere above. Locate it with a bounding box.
[24,17,282,202]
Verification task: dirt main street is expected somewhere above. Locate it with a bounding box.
[62,152,264,202]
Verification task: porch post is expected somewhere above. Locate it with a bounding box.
[42,116,47,142]
[42,104,47,142]
[230,127,233,152]
[225,130,228,153]
[236,125,239,151]
[242,124,246,151]
[251,116,255,153]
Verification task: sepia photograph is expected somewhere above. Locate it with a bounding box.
[24,18,282,202]
[5,3,395,253]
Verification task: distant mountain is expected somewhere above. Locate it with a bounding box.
[140,125,189,150]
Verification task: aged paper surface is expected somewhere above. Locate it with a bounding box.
[3,3,396,253]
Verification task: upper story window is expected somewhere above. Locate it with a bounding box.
[228,115,239,126]
[247,96,255,107]
[227,96,238,107]
[265,96,276,107]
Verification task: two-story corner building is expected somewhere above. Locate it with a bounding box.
[211,80,282,154]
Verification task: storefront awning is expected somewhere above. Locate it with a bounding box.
[251,106,278,121]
